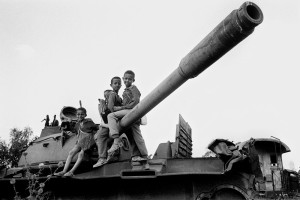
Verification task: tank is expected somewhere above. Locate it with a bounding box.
[0,2,268,200]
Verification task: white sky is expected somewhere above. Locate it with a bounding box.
[1,0,300,170]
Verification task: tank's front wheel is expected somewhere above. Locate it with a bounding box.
[210,188,246,200]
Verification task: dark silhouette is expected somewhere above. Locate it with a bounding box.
[51,115,59,126]
[41,115,50,127]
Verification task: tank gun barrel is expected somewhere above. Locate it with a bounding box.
[120,2,263,128]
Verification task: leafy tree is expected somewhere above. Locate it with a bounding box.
[0,127,33,168]
[9,127,33,167]
[0,139,9,167]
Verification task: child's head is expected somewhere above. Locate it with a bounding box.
[76,107,87,122]
[110,76,122,92]
[123,70,135,88]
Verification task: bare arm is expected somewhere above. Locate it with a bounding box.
[108,92,124,111]
[113,106,123,111]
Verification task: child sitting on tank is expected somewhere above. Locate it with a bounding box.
[107,70,148,162]
[93,77,123,168]
[54,107,98,177]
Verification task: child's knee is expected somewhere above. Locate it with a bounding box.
[69,149,76,156]
[69,146,80,156]
[107,113,114,120]
[78,150,84,159]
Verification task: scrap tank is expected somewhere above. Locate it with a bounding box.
[0,2,267,200]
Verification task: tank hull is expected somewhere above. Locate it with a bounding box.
[0,158,255,200]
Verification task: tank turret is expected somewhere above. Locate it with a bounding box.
[60,106,77,122]
[120,1,263,128]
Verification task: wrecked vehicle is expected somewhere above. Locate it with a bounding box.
[1,2,287,200]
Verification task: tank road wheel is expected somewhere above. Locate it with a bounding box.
[210,188,246,200]
[196,185,248,200]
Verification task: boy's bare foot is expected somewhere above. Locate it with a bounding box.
[93,158,107,168]
[63,171,74,177]
[54,171,66,176]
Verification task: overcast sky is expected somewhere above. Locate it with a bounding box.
[1,0,300,170]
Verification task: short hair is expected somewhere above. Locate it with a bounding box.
[111,76,121,84]
[124,70,135,78]
[77,107,87,115]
